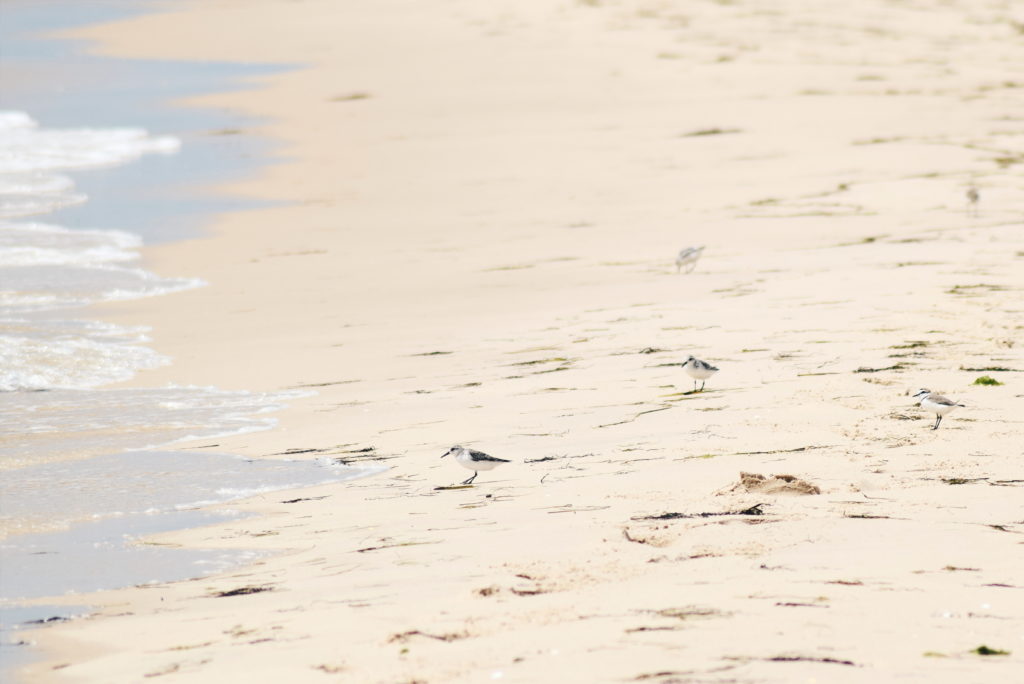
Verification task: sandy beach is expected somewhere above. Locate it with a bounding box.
[21,0,1024,681]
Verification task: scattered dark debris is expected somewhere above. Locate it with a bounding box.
[26,616,70,625]
[890,341,929,349]
[144,663,181,678]
[329,92,371,102]
[476,586,500,597]
[990,480,1024,486]
[984,583,1017,588]
[888,351,927,359]
[271,447,331,456]
[524,455,558,463]
[854,364,906,373]
[622,528,660,545]
[680,127,742,137]
[410,350,452,356]
[388,630,467,643]
[631,670,733,681]
[597,405,673,428]
[312,664,345,674]
[731,445,832,456]
[625,626,680,633]
[433,484,473,491]
[289,379,360,389]
[941,477,988,485]
[943,566,980,572]
[836,234,885,247]
[973,645,1010,656]
[646,552,721,564]
[510,588,545,596]
[960,366,1019,372]
[844,513,894,519]
[167,641,214,652]
[333,446,399,465]
[639,347,666,354]
[654,607,722,620]
[212,585,273,598]
[633,504,765,521]
[766,656,856,666]
[508,356,569,367]
[355,541,437,553]
[947,283,1006,295]
[827,580,863,586]
[775,602,827,608]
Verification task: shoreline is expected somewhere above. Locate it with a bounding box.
[23,0,1024,681]
[0,2,367,676]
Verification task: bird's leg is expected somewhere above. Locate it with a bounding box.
[699,380,705,391]
[461,472,478,485]
[933,415,941,430]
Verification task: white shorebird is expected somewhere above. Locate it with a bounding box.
[681,355,718,392]
[675,245,705,273]
[912,389,965,430]
[441,445,510,484]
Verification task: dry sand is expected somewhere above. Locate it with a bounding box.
[22,0,1024,681]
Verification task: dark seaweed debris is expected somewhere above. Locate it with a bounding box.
[213,586,273,598]
[633,504,765,521]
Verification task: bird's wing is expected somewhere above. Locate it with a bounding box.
[467,449,510,463]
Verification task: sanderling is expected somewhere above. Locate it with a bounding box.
[912,389,965,430]
[441,445,510,484]
[675,246,705,273]
[681,355,718,392]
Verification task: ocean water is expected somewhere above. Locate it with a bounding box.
[0,3,377,677]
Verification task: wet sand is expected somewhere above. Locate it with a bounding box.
[23,0,1024,681]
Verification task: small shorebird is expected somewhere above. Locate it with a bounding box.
[441,445,510,484]
[912,389,965,430]
[966,186,980,217]
[682,355,718,392]
[675,245,705,273]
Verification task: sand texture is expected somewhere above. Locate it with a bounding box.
[23,0,1024,681]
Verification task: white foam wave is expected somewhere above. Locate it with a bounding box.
[0,222,140,266]
[0,111,180,173]
[0,113,196,391]
[0,333,169,391]
[0,111,179,220]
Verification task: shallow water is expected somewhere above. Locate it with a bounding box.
[0,3,365,678]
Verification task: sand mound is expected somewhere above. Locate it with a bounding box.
[734,472,821,496]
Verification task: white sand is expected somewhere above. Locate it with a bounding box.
[22,1,1024,681]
